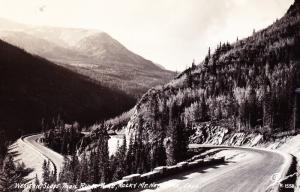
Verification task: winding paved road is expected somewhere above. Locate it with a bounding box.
[20,133,123,180]
[141,147,291,192]
[20,134,292,192]
[22,134,65,177]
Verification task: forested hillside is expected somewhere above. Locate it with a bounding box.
[0,40,136,140]
[123,0,300,167]
[50,1,300,188]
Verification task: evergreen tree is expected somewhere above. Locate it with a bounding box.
[200,94,209,121]
[111,138,127,182]
[164,101,177,166]
[59,157,71,183]
[263,86,273,132]
[89,149,99,184]
[126,136,137,174]
[78,152,89,185]
[248,87,258,129]
[69,153,80,184]
[42,160,50,184]
[0,155,30,192]
[204,47,211,67]
[32,174,41,192]
[174,120,189,162]
[97,126,110,184]
[192,59,196,69]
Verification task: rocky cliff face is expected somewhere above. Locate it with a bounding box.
[189,121,263,146]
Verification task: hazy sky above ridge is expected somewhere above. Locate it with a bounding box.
[0,0,294,71]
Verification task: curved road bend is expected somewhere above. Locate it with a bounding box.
[23,134,65,176]
[141,148,288,192]
[23,135,291,192]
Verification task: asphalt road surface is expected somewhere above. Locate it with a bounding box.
[22,134,65,176]
[141,148,288,192]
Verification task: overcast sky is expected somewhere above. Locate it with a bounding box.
[0,0,294,71]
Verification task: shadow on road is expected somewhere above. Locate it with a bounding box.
[134,161,233,191]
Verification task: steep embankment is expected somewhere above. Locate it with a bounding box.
[0,40,135,139]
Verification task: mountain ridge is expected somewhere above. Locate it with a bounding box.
[0,21,175,97]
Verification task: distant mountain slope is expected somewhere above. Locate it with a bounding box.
[0,31,82,61]
[0,23,175,97]
[120,0,300,161]
[0,39,136,139]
